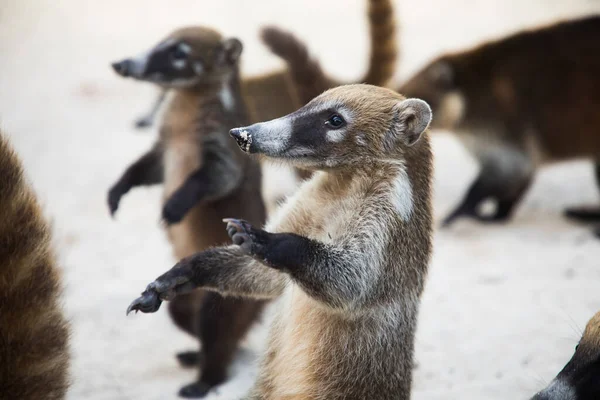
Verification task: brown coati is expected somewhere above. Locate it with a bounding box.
[399,15,600,229]
[127,84,434,400]
[0,132,70,399]
[108,27,267,398]
[531,310,600,400]
[130,0,398,182]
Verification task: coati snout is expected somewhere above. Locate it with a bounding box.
[110,27,242,89]
[230,84,432,170]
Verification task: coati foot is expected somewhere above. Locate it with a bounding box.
[176,350,203,368]
[107,184,126,217]
[564,206,600,222]
[162,193,192,225]
[127,268,196,315]
[134,116,153,129]
[223,218,267,254]
[178,381,213,398]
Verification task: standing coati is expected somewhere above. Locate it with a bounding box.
[531,310,600,400]
[0,132,70,399]
[399,15,600,229]
[108,27,267,398]
[127,84,434,400]
[129,0,398,183]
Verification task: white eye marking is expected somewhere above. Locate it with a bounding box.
[172,59,186,69]
[219,84,234,111]
[326,130,346,143]
[178,43,192,53]
[193,62,204,75]
[391,168,414,221]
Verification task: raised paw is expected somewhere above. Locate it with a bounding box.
[162,194,190,225]
[178,381,213,398]
[126,289,162,315]
[107,184,126,217]
[223,218,258,253]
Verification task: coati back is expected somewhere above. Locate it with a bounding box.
[127,84,434,400]
[400,15,600,228]
[109,27,267,398]
[0,132,70,399]
[531,311,600,400]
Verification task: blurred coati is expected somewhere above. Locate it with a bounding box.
[400,15,600,228]
[130,0,398,181]
[127,84,434,400]
[531,310,600,400]
[108,27,267,398]
[0,132,70,399]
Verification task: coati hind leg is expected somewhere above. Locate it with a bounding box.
[108,143,163,216]
[564,160,600,222]
[178,294,266,398]
[442,146,533,227]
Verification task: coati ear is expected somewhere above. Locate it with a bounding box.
[390,98,432,147]
[218,38,243,65]
[429,61,454,88]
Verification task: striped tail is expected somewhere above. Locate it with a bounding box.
[260,26,329,106]
[360,0,398,86]
[0,132,70,400]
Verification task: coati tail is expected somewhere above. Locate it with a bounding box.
[0,133,70,400]
[361,0,398,86]
[260,26,329,105]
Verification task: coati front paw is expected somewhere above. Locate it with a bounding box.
[107,183,127,217]
[223,218,265,254]
[162,194,190,225]
[178,381,213,398]
[126,267,196,315]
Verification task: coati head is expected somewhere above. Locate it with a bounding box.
[229,84,432,170]
[111,27,242,89]
[532,311,600,400]
[400,57,465,130]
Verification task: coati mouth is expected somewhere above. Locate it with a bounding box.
[229,128,253,153]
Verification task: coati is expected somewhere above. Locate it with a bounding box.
[0,132,70,399]
[127,84,434,400]
[108,27,267,398]
[129,0,398,182]
[531,310,600,400]
[399,15,600,228]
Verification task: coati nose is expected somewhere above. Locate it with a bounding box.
[229,127,253,153]
[111,60,132,77]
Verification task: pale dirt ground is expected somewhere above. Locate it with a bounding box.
[1,0,600,399]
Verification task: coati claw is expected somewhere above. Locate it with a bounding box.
[107,186,124,217]
[134,116,153,129]
[126,289,162,315]
[223,218,255,253]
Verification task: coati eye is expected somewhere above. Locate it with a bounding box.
[171,45,188,61]
[326,114,345,129]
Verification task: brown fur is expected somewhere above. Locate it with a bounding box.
[0,132,70,399]
[401,15,600,225]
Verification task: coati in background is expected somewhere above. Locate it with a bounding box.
[108,27,267,398]
[129,0,398,183]
[0,132,70,399]
[531,310,600,400]
[127,84,434,400]
[400,15,600,229]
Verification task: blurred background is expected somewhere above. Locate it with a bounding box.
[1,0,600,399]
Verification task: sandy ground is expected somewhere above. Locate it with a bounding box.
[1,0,600,399]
